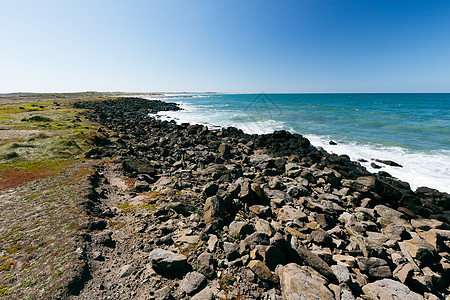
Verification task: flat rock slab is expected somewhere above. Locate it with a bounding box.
[148,248,187,271]
[362,279,424,300]
[277,205,306,222]
[276,263,334,300]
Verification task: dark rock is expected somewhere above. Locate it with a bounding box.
[223,242,238,260]
[296,245,337,282]
[375,159,403,167]
[228,221,254,239]
[122,159,157,176]
[203,195,225,229]
[203,183,219,196]
[244,232,270,247]
[182,271,207,295]
[357,257,392,279]
[197,252,216,278]
[308,230,333,247]
[148,248,187,271]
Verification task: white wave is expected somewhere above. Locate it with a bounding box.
[147,98,450,194]
[306,134,450,193]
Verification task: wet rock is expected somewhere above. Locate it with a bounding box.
[375,159,403,167]
[362,279,424,300]
[182,271,207,295]
[148,248,187,271]
[276,263,334,300]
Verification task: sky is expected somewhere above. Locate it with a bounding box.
[1,0,450,93]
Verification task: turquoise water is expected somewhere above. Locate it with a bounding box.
[150,93,450,193]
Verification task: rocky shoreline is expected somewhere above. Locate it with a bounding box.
[72,97,450,299]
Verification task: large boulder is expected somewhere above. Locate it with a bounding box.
[149,248,187,271]
[362,279,424,300]
[204,195,225,229]
[276,263,334,300]
[374,205,413,230]
[122,159,157,176]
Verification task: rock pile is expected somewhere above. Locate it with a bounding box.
[74,98,450,299]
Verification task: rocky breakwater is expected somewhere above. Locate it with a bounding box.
[74,97,450,299]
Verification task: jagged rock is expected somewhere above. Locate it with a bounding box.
[148,248,187,271]
[223,242,238,260]
[308,230,332,247]
[277,205,307,222]
[255,219,275,237]
[191,287,215,300]
[155,286,173,300]
[383,224,410,241]
[393,262,414,283]
[411,218,446,230]
[296,245,337,282]
[248,260,278,283]
[122,159,157,176]
[374,205,413,230]
[218,143,231,159]
[93,230,113,246]
[331,265,352,284]
[261,245,286,270]
[182,271,207,295]
[400,239,436,267]
[276,263,334,300]
[357,257,392,279]
[419,229,450,252]
[315,213,336,230]
[244,232,270,247]
[249,205,272,217]
[362,279,424,300]
[229,221,254,238]
[203,183,219,196]
[204,195,225,228]
[197,252,215,278]
[207,235,218,252]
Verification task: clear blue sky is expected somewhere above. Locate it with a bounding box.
[1,0,449,93]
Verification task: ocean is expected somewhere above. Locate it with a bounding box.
[148,93,450,193]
